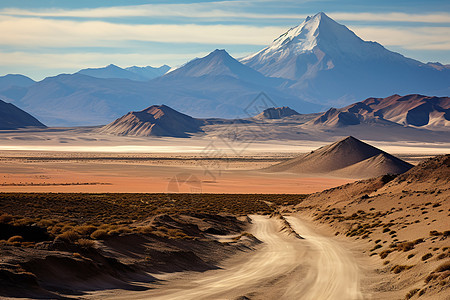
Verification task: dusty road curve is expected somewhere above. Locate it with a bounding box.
[88,215,363,300]
[284,216,363,300]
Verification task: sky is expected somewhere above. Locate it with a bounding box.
[0,0,449,80]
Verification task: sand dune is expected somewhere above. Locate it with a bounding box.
[266,136,413,178]
[332,152,413,178]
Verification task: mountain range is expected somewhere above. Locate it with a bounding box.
[77,64,170,81]
[241,12,450,105]
[96,94,449,143]
[0,12,448,126]
[311,94,450,130]
[254,107,300,119]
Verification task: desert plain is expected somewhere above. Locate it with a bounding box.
[0,126,449,300]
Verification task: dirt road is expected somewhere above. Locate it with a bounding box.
[88,215,363,300]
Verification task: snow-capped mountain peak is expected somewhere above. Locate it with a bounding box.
[242,12,365,65]
[240,12,422,81]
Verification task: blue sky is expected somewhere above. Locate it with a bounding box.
[1,0,449,80]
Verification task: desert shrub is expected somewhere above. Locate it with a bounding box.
[381,174,397,183]
[138,225,155,234]
[37,219,56,227]
[418,289,426,296]
[0,213,13,224]
[407,253,415,259]
[12,217,35,227]
[90,229,108,240]
[397,242,415,252]
[156,226,168,232]
[437,253,448,260]
[77,238,95,249]
[383,228,390,233]
[421,253,433,261]
[435,262,450,273]
[233,232,256,241]
[108,226,131,236]
[391,265,412,274]
[166,228,188,239]
[425,273,437,283]
[74,225,97,236]
[7,235,23,243]
[379,250,391,259]
[413,238,424,245]
[429,230,442,236]
[405,288,420,299]
[383,260,390,265]
[60,224,74,233]
[57,230,80,243]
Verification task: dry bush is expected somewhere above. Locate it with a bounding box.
[233,232,256,241]
[430,230,443,236]
[108,226,131,236]
[397,242,415,252]
[138,225,155,234]
[37,219,56,227]
[57,230,80,243]
[7,235,23,243]
[74,225,97,236]
[421,253,433,261]
[90,229,108,240]
[77,238,95,249]
[391,265,413,274]
[166,228,189,239]
[435,262,450,273]
[437,253,448,260]
[12,217,34,227]
[379,250,392,259]
[60,224,74,233]
[405,288,420,299]
[371,244,382,251]
[0,213,13,224]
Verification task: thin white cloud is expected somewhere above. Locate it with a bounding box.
[2,4,450,23]
[0,15,448,51]
[353,26,450,50]
[0,16,285,47]
[0,51,206,69]
[330,12,450,24]
[0,3,307,20]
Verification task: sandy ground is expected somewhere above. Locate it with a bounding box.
[0,132,445,194]
[86,214,366,300]
[0,156,354,193]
